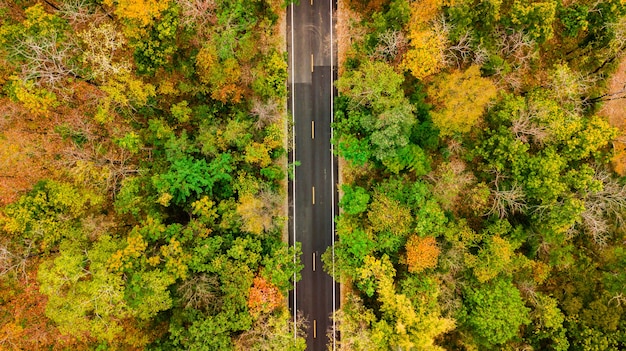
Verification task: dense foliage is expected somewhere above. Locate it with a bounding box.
[0,1,305,350]
[328,0,626,349]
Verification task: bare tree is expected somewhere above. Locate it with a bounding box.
[497,30,537,67]
[10,31,82,87]
[580,206,610,247]
[177,273,221,312]
[78,22,131,82]
[372,29,407,62]
[510,105,549,145]
[0,241,33,279]
[444,30,475,68]
[176,0,217,33]
[250,98,281,129]
[57,0,109,25]
[489,29,537,92]
[579,169,626,246]
[57,132,139,195]
[488,182,528,218]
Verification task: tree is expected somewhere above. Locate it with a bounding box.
[463,279,530,347]
[37,236,136,345]
[252,50,288,100]
[368,194,413,253]
[336,61,416,163]
[0,4,80,86]
[129,5,179,75]
[152,154,232,205]
[339,184,371,215]
[247,276,283,317]
[402,27,447,80]
[196,41,246,103]
[336,61,405,113]
[336,134,372,166]
[234,309,307,351]
[356,255,454,350]
[325,215,376,280]
[401,0,448,79]
[176,0,217,32]
[329,293,382,351]
[0,269,89,350]
[527,294,569,351]
[237,190,282,235]
[465,235,518,283]
[78,23,130,82]
[509,0,558,43]
[428,65,497,137]
[404,235,440,273]
[1,180,102,253]
[103,0,171,27]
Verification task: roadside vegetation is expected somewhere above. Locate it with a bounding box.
[0,1,306,350]
[327,0,626,350]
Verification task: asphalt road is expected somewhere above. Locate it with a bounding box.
[287,0,339,350]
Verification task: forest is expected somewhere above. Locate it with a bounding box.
[326,0,626,350]
[0,0,306,350]
[2,0,626,351]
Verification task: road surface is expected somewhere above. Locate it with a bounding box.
[287,0,339,350]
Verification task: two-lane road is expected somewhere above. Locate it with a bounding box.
[287,0,339,350]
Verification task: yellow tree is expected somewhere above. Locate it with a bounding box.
[402,0,449,79]
[236,191,281,235]
[357,255,454,350]
[428,65,497,136]
[103,0,171,27]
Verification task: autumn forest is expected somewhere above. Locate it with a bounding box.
[1,0,626,350]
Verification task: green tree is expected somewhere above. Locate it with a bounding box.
[463,279,530,347]
[368,194,413,254]
[339,185,371,215]
[336,61,406,114]
[152,154,232,205]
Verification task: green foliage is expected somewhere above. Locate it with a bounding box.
[529,294,569,351]
[382,144,431,175]
[463,279,531,347]
[333,1,626,350]
[339,185,371,215]
[0,0,298,349]
[337,134,371,166]
[2,0,626,349]
[559,4,590,37]
[252,51,288,100]
[325,216,376,280]
[261,241,303,294]
[336,61,407,114]
[115,132,143,153]
[152,154,232,205]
